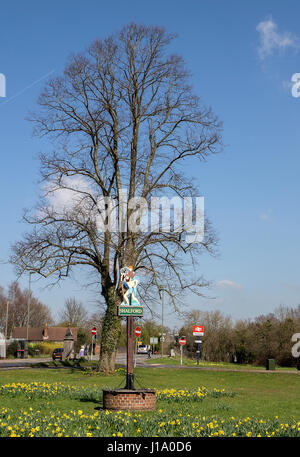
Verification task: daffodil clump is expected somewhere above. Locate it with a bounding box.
[0,382,298,437]
[0,382,235,403]
[155,386,236,402]
[0,407,299,438]
[192,361,226,367]
[0,382,101,401]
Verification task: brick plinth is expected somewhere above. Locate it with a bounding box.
[103,389,156,411]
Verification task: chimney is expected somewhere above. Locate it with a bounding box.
[42,322,49,340]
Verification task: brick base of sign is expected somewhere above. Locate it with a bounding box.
[103,389,156,411]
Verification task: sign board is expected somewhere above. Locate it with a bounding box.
[150,337,158,344]
[179,337,186,346]
[117,305,144,317]
[91,327,97,335]
[135,327,141,338]
[193,325,204,336]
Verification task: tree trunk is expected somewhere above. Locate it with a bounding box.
[97,286,121,373]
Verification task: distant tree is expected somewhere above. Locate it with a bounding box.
[276,317,297,366]
[84,310,104,335]
[249,307,300,366]
[180,309,233,362]
[0,287,8,334]
[141,319,166,346]
[3,282,54,335]
[58,300,104,352]
[118,319,163,350]
[58,297,88,327]
[232,319,254,364]
[75,327,88,353]
[250,314,277,365]
[82,310,104,349]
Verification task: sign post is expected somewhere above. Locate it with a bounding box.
[119,266,141,390]
[179,337,186,366]
[150,337,158,354]
[134,327,141,368]
[135,327,141,338]
[126,295,134,388]
[193,326,204,366]
[90,327,97,361]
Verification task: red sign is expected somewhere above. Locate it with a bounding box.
[193,325,204,336]
[91,327,97,335]
[135,327,141,338]
[179,337,186,346]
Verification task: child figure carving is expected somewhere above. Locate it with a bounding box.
[120,266,140,305]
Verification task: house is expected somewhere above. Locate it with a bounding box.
[0,331,5,358]
[12,323,78,344]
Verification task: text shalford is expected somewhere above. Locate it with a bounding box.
[117,305,144,316]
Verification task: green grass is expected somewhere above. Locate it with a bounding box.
[0,364,300,436]
[0,368,300,420]
[0,367,120,415]
[139,367,300,419]
[146,355,299,371]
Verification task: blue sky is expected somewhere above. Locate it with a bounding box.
[1,0,300,326]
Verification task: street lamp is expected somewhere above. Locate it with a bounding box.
[26,272,35,341]
[5,300,9,340]
[159,288,164,358]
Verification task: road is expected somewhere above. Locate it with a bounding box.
[0,353,152,370]
[0,354,299,374]
[0,357,52,370]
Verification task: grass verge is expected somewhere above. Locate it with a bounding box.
[0,366,298,437]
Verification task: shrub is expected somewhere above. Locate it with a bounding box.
[35,342,60,355]
[6,341,18,358]
[28,343,38,357]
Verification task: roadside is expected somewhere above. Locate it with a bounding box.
[142,363,300,374]
[1,353,299,374]
[0,357,52,370]
[142,355,300,374]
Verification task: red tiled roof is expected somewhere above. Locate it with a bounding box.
[12,327,78,342]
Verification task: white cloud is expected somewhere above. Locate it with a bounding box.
[43,176,120,233]
[256,18,299,59]
[45,175,93,213]
[216,279,243,290]
[259,209,271,221]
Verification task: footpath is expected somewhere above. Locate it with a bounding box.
[0,356,299,374]
[140,362,300,374]
[0,358,52,370]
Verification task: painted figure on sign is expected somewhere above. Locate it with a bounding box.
[120,266,140,305]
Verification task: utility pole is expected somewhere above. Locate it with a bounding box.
[134,331,138,368]
[90,333,93,361]
[161,289,164,358]
[126,294,135,389]
[11,284,15,338]
[119,265,142,391]
[27,272,34,341]
[5,301,9,339]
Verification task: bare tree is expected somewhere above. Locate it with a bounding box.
[181,309,233,362]
[2,282,54,336]
[11,23,222,373]
[58,297,88,327]
[0,286,8,334]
